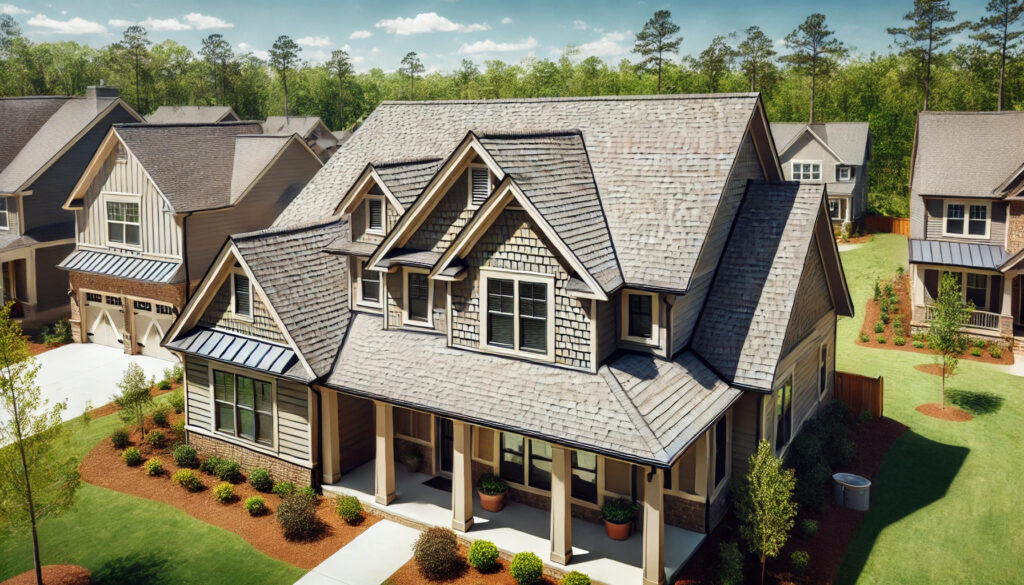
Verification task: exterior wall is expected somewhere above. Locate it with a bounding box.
[923,198,1007,245]
[197,277,287,344]
[68,270,187,348]
[910,188,926,240]
[730,391,761,476]
[35,242,75,313]
[189,433,311,485]
[595,297,617,364]
[350,186,401,244]
[1006,201,1024,253]
[665,494,705,533]
[779,131,867,222]
[771,310,837,448]
[781,242,834,355]
[407,170,473,253]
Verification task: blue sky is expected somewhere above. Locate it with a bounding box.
[8,0,990,72]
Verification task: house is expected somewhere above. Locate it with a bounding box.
[58,121,323,360]
[147,105,241,124]
[771,122,871,226]
[908,111,1024,349]
[262,116,340,162]
[0,86,142,326]
[165,94,852,585]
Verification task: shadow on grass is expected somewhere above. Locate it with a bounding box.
[835,431,968,585]
[92,553,171,585]
[947,389,1004,416]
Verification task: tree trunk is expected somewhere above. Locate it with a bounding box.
[657,49,663,95]
[338,75,344,127]
[283,69,289,118]
[8,371,43,585]
[810,73,816,123]
[760,554,767,585]
[998,40,1006,112]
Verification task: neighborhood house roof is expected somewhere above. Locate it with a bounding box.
[372,158,443,209]
[912,111,1024,197]
[908,238,1010,270]
[263,116,326,139]
[146,105,239,124]
[771,122,871,167]
[58,248,182,283]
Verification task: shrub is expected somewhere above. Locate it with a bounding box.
[297,485,318,500]
[170,420,185,438]
[467,539,499,572]
[876,334,886,344]
[245,496,268,516]
[716,541,744,585]
[170,364,184,383]
[477,471,508,495]
[122,447,142,466]
[110,427,130,449]
[989,345,1003,359]
[894,336,906,346]
[173,469,203,492]
[872,278,881,302]
[873,321,884,334]
[214,459,243,483]
[169,389,185,414]
[249,468,274,493]
[859,409,874,424]
[173,444,198,468]
[791,550,810,573]
[144,429,165,448]
[601,497,637,525]
[859,332,869,343]
[880,312,891,325]
[413,526,461,579]
[151,406,169,427]
[970,347,983,357]
[156,379,172,391]
[213,482,235,503]
[913,340,925,349]
[335,495,363,524]
[272,482,296,497]
[912,332,925,342]
[277,492,322,541]
[561,571,592,585]
[200,455,223,475]
[509,552,543,585]
[973,338,987,348]
[145,458,164,476]
[800,519,819,537]
[883,283,894,297]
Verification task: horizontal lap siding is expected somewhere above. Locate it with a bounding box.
[775,310,836,435]
[730,392,760,475]
[924,198,1007,245]
[276,379,311,462]
[186,356,212,428]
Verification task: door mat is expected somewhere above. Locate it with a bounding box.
[422,476,452,493]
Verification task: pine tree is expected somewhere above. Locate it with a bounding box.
[400,51,424,99]
[269,35,301,117]
[118,25,151,112]
[326,49,353,126]
[697,35,736,93]
[738,26,777,92]
[783,13,847,123]
[633,10,682,94]
[199,34,233,104]
[970,0,1024,110]
[888,0,966,111]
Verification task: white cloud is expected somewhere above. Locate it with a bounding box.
[349,29,372,39]
[0,4,29,15]
[458,36,538,54]
[183,13,233,30]
[237,42,268,60]
[107,13,233,32]
[307,49,331,62]
[297,35,332,47]
[501,17,513,24]
[140,17,190,31]
[351,55,365,64]
[375,12,490,35]
[108,18,133,27]
[573,20,588,30]
[559,31,631,58]
[27,14,106,34]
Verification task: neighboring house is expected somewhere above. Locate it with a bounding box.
[166,95,852,585]
[58,121,322,360]
[263,116,340,162]
[771,122,871,226]
[908,111,1024,349]
[146,105,241,124]
[0,86,142,326]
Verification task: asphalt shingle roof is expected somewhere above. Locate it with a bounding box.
[912,111,1024,197]
[146,105,239,124]
[372,158,443,209]
[771,122,871,166]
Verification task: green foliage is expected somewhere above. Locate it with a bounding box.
[248,468,273,493]
[110,427,130,449]
[162,365,184,385]
[157,379,172,391]
[735,440,797,574]
[145,458,163,476]
[913,340,926,348]
[972,338,987,349]
[561,570,592,585]
[989,345,1003,359]
[169,389,185,414]
[467,539,500,572]
[477,471,508,495]
[276,491,322,541]
[144,429,165,448]
[173,444,198,468]
[781,13,847,122]
[113,363,154,437]
[801,519,819,537]
[894,336,906,346]
[791,550,810,572]
[877,334,887,344]
[873,278,882,302]
[874,321,885,334]
[860,332,870,343]
[272,481,296,497]
[334,495,363,524]
[413,527,461,579]
[213,482,235,503]
[214,460,243,483]
[601,497,637,524]
[38,318,73,345]
[173,469,203,492]
[122,447,142,466]
[717,541,744,585]
[171,419,185,438]
[970,347,983,356]
[200,455,222,474]
[509,552,544,585]
[297,485,318,500]
[928,272,972,407]
[245,496,267,516]
[151,406,169,427]
[633,10,682,93]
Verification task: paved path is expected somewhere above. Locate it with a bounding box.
[294,520,419,585]
[1000,352,1024,378]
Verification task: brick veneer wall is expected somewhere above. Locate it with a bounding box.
[189,432,312,485]
[665,493,706,533]
[68,271,186,348]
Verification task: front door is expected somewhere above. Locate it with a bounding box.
[436,417,454,476]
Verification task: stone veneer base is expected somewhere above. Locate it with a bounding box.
[188,432,312,486]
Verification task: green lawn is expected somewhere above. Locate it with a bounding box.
[834,235,1024,585]
[0,395,306,585]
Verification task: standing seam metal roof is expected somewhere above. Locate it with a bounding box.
[907,238,1009,270]
[58,249,182,283]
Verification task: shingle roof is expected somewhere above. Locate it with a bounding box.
[146,105,239,124]
[58,248,183,283]
[0,97,70,172]
[771,122,871,166]
[912,111,1024,197]
[372,158,443,209]
[276,94,763,291]
[908,238,1009,270]
[0,222,74,252]
[230,135,294,204]
[263,116,325,139]
[692,181,824,389]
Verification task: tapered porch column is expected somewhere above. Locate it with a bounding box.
[320,390,341,484]
[642,467,665,585]
[374,401,396,505]
[549,445,572,564]
[451,420,474,532]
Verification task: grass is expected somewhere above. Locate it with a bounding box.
[0,395,305,584]
[834,235,1024,585]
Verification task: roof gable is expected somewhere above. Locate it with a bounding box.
[147,106,240,124]
[771,122,870,167]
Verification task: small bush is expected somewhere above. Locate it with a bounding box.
[859,332,869,343]
[297,485,318,500]
[277,492,322,541]
[169,389,185,414]
[509,552,544,585]
[170,364,184,383]
[872,278,881,302]
[151,406,169,427]
[873,321,884,334]
[561,571,592,585]
[413,526,461,579]
[214,459,243,483]
[716,541,744,585]
[145,458,164,476]
[883,283,894,297]
[200,455,223,475]
[39,318,73,344]
[875,334,886,344]
[173,469,203,492]
[989,345,1003,359]
[122,447,142,466]
[973,338,987,349]
[273,482,296,497]
[894,336,906,346]
[880,312,891,325]
[800,519,819,537]
[144,429,165,448]
[969,347,982,356]
[249,468,274,493]
[791,550,810,573]
[156,379,172,391]
[213,482,235,503]
[245,496,268,516]
[173,444,198,468]
[912,332,925,341]
[170,420,185,437]
[467,539,499,572]
[110,427,130,449]
[335,495,363,524]
[913,340,925,349]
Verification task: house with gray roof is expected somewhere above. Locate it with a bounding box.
[0,86,142,326]
[146,105,240,124]
[57,120,322,361]
[907,111,1024,348]
[771,122,871,227]
[262,116,340,162]
[165,94,852,585]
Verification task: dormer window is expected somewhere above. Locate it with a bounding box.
[231,272,252,319]
[481,270,554,359]
[792,161,821,182]
[469,164,491,206]
[357,260,381,307]
[403,269,432,326]
[365,196,384,235]
[837,166,853,181]
[620,290,660,346]
[105,195,141,247]
[943,201,989,238]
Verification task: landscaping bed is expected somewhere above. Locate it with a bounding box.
[1,565,90,585]
[385,544,557,585]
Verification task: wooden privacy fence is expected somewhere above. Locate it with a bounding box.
[864,215,910,236]
[835,371,884,418]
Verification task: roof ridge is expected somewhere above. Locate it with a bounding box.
[0,95,75,101]
[117,120,263,128]
[373,157,443,168]
[598,366,669,459]
[232,217,344,243]
[379,93,759,106]
[476,129,583,139]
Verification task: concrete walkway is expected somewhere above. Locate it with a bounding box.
[999,352,1024,378]
[293,520,419,585]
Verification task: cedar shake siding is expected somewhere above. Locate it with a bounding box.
[198,278,287,344]
[407,170,475,253]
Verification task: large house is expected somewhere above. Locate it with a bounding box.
[771,122,871,226]
[908,111,1024,348]
[58,121,322,360]
[0,86,141,326]
[165,94,852,585]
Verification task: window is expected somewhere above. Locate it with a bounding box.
[395,408,431,442]
[115,142,128,163]
[518,282,547,353]
[105,295,122,306]
[628,293,653,339]
[968,205,988,236]
[621,290,659,345]
[133,300,152,312]
[944,201,989,238]
[156,304,174,315]
[528,439,552,490]
[85,292,102,303]
[404,270,431,325]
[500,433,525,485]
[571,451,598,503]
[214,371,234,433]
[713,417,728,488]
[828,199,843,220]
[487,278,514,346]
[837,166,853,181]
[0,197,8,229]
[775,376,793,453]
[105,198,141,246]
[792,161,821,181]
[213,369,273,446]
[965,273,988,310]
[365,197,384,235]
[819,343,828,395]
[358,260,381,307]
[481,271,553,359]
[469,165,491,206]
[232,273,252,318]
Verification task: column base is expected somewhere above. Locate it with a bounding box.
[550,550,572,565]
[642,577,665,585]
[452,517,474,532]
[322,471,341,484]
[375,492,396,506]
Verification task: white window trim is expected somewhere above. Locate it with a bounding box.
[837,165,852,181]
[354,258,383,310]
[479,267,556,362]
[619,289,660,346]
[942,200,991,239]
[207,361,278,452]
[0,197,9,231]
[365,195,385,236]
[791,160,822,183]
[402,267,434,328]
[102,192,142,250]
[467,163,492,207]
[229,271,254,322]
[818,341,829,399]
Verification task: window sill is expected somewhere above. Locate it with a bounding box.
[480,343,554,363]
[402,318,434,329]
[228,312,254,323]
[355,301,383,311]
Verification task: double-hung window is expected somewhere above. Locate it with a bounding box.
[404,270,431,325]
[365,196,384,235]
[837,166,853,181]
[213,370,273,446]
[944,201,989,238]
[358,260,381,307]
[828,199,843,221]
[232,273,252,318]
[0,197,8,229]
[792,161,821,182]
[965,273,988,310]
[499,433,525,485]
[105,196,141,247]
[482,271,553,358]
[775,375,793,453]
[621,290,659,345]
[819,343,829,395]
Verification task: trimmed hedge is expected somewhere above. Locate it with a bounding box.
[110,428,130,449]
[145,458,164,476]
[561,571,592,585]
[467,539,499,572]
[335,495,363,524]
[173,444,198,468]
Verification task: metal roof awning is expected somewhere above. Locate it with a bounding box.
[908,239,1010,271]
[58,249,182,283]
[166,327,299,376]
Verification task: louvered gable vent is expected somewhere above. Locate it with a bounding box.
[470,166,491,205]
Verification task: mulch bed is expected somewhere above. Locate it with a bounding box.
[386,546,557,585]
[916,403,972,422]
[675,416,908,585]
[838,234,874,245]
[1,565,90,585]
[79,410,378,570]
[913,364,944,376]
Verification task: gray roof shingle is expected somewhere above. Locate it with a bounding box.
[771,122,871,166]
[146,105,239,124]
[372,158,444,209]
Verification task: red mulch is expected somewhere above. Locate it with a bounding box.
[675,416,908,585]
[1,565,90,585]
[839,234,874,245]
[386,546,557,585]
[913,364,944,376]
[854,274,1013,365]
[79,410,378,570]
[916,403,972,422]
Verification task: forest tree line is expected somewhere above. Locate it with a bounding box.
[1,0,1022,217]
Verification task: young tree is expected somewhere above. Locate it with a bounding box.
[199,33,233,104]
[783,13,847,123]
[0,302,81,585]
[456,58,480,98]
[113,362,153,437]
[326,49,353,126]
[400,51,424,99]
[268,35,301,117]
[888,0,966,111]
[633,9,682,94]
[697,35,736,93]
[971,0,1024,110]
[734,440,797,585]
[738,26,777,92]
[118,25,151,112]
[926,272,972,408]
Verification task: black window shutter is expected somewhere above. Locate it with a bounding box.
[234,275,251,316]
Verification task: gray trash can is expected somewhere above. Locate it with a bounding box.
[833,473,871,511]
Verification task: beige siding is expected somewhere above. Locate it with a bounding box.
[185,356,212,429]
[198,276,288,344]
[782,242,834,355]
[595,298,617,364]
[276,379,311,461]
[774,310,836,438]
[351,192,399,244]
[923,198,1007,245]
[730,392,761,475]
[779,132,867,222]
[407,170,474,252]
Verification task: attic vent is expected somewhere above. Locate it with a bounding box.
[470,166,491,205]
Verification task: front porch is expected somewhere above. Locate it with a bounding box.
[910,262,1023,342]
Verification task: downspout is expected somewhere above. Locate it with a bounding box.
[309,384,323,491]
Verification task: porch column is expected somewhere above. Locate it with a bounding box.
[451,420,474,532]
[642,467,665,585]
[320,390,341,484]
[374,401,396,505]
[1002,275,1014,316]
[549,445,572,565]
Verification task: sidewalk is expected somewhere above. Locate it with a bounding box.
[293,520,420,585]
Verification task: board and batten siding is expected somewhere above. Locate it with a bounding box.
[75,141,182,259]
[923,198,1007,245]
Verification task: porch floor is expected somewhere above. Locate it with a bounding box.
[323,460,705,585]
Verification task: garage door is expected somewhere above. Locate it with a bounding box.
[132,300,178,362]
[84,292,123,349]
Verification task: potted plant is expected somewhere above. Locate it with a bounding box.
[477,472,508,512]
[602,497,637,540]
[400,442,423,473]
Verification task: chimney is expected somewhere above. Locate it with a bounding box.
[85,84,119,110]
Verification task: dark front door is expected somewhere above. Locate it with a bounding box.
[437,418,454,475]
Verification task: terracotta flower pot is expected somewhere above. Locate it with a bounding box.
[479,490,505,512]
[403,457,422,473]
[604,519,632,541]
